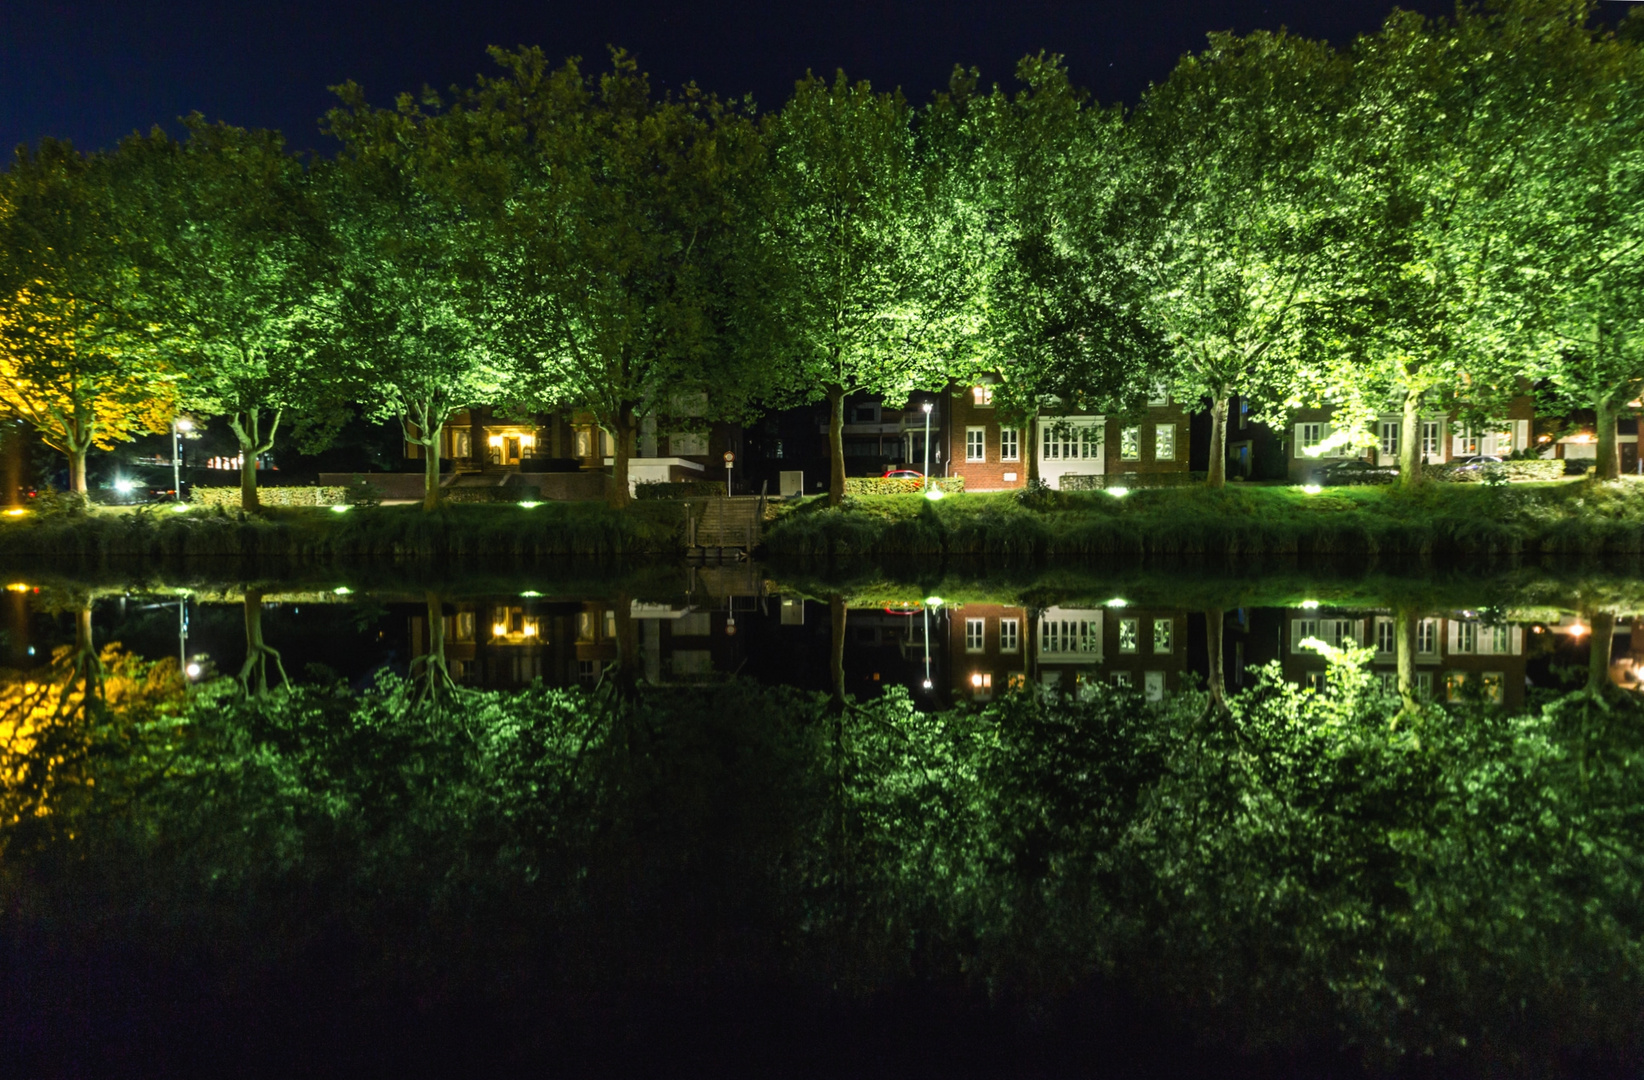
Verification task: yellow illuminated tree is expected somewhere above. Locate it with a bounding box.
[0,139,179,494]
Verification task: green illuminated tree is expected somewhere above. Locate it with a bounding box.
[1133,30,1351,487]
[475,49,765,508]
[322,83,506,512]
[761,71,980,505]
[0,139,180,494]
[1323,1,1608,486]
[953,55,1161,484]
[135,118,334,510]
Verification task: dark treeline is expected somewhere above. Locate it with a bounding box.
[1,640,1641,1074]
[2,0,1643,512]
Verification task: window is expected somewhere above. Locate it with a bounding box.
[454,611,475,642]
[1148,380,1169,406]
[1119,618,1139,653]
[1445,671,1469,701]
[969,671,993,696]
[1300,422,1324,450]
[965,427,986,462]
[1144,671,1165,702]
[999,427,1019,462]
[1417,618,1438,655]
[1112,671,1133,688]
[1120,426,1141,461]
[999,618,1020,653]
[1481,672,1504,704]
[1238,398,1250,430]
[1306,672,1328,693]
[1294,619,1318,650]
[578,658,599,684]
[604,610,617,639]
[1375,617,1395,655]
[1039,611,1102,657]
[850,402,880,424]
[1154,424,1176,462]
[972,386,994,407]
[1041,422,1102,461]
[1379,421,1399,457]
[452,429,472,459]
[1153,619,1172,653]
[1454,621,1478,654]
[574,430,592,458]
[1415,671,1433,699]
[1421,421,1441,458]
[1453,425,1479,456]
[1293,618,1357,651]
[965,618,985,653]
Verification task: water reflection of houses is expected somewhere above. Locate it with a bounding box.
[945,603,1188,703]
[411,601,621,689]
[1278,607,1529,708]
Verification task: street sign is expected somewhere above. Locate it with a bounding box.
[723,451,735,464]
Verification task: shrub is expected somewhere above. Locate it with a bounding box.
[343,475,382,508]
[636,480,728,500]
[443,486,535,504]
[843,476,964,496]
[191,486,347,508]
[1059,471,1200,491]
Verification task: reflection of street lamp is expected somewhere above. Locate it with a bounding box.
[922,603,932,689]
[921,402,934,493]
[172,417,194,502]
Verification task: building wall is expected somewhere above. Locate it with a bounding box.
[1287,395,1536,482]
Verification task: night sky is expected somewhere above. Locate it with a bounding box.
[2,0,1637,157]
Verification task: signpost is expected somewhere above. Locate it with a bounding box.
[723,450,735,498]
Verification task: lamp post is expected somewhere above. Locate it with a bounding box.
[172,417,193,502]
[921,401,934,493]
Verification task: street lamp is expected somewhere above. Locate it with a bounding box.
[172,417,194,502]
[921,401,934,493]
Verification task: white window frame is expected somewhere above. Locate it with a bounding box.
[1118,618,1139,653]
[965,617,985,653]
[1374,617,1396,656]
[972,386,994,407]
[1152,618,1172,654]
[1299,422,1324,451]
[1417,618,1439,656]
[999,427,1019,462]
[965,427,986,462]
[1041,422,1103,461]
[1120,426,1141,461]
[1379,421,1399,457]
[1144,671,1165,701]
[1453,425,1480,457]
[1421,421,1441,459]
[1154,424,1176,462]
[999,618,1020,654]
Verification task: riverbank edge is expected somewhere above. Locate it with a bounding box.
[0,501,685,561]
[6,482,1644,563]
[761,483,1644,561]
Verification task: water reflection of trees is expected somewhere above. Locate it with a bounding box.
[0,650,1640,1074]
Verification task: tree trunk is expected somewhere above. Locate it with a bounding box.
[229,408,282,512]
[1206,392,1229,488]
[1595,394,1621,481]
[606,403,636,510]
[827,385,846,507]
[1397,386,1424,489]
[830,594,847,705]
[68,444,88,495]
[1587,608,1615,697]
[1395,605,1418,719]
[1025,408,1040,486]
[1204,608,1228,714]
[422,428,443,512]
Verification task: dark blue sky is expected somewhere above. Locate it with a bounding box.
[2,0,1633,157]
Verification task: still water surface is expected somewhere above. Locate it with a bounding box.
[1,562,1641,1077]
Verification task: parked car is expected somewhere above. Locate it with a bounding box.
[1453,454,1505,471]
[1321,459,1398,486]
[881,468,924,480]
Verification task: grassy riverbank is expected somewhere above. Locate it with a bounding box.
[762,480,1644,561]
[0,500,683,562]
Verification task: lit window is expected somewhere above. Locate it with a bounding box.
[999,618,1019,653]
[1113,671,1132,688]
[1119,618,1138,653]
[1041,422,1102,461]
[966,427,985,462]
[1154,424,1175,461]
[604,610,616,638]
[972,386,994,407]
[1379,422,1399,456]
[965,618,984,653]
[1482,672,1504,704]
[1445,671,1469,701]
[1121,426,1141,461]
[1300,423,1323,450]
[999,427,1019,462]
[1153,619,1172,653]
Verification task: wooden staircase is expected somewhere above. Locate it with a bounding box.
[686,496,764,561]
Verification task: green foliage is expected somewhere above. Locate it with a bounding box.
[634,480,730,500]
[841,476,964,496]
[3,655,1641,1071]
[191,485,348,508]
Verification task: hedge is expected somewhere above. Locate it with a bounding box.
[192,486,347,508]
[442,486,536,504]
[843,476,965,496]
[1060,471,1204,492]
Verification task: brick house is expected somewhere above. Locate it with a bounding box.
[1285,395,1537,482]
[945,601,1187,703]
[942,382,1192,491]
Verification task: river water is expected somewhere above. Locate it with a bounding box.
[1,561,1640,1077]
